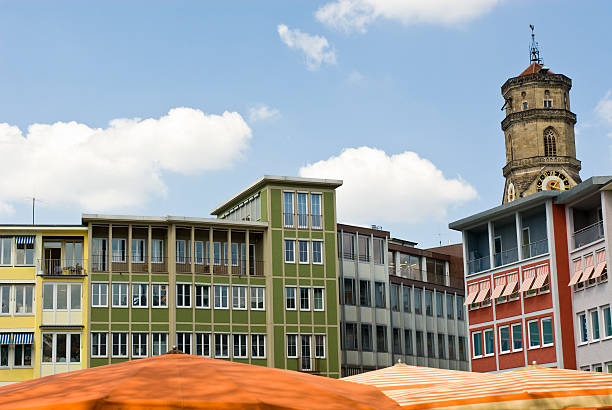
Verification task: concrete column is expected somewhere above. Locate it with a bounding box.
[190,227,195,274]
[108,224,113,273]
[227,229,232,275]
[208,228,213,274]
[515,212,523,260]
[147,225,152,272]
[128,224,132,274]
[245,230,250,275]
[168,225,176,348]
[487,221,495,270]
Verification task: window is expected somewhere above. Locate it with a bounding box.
[91,332,108,357]
[312,241,322,264]
[285,287,296,310]
[344,323,357,350]
[42,333,80,364]
[152,333,168,356]
[472,332,483,358]
[297,193,308,228]
[436,292,444,318]
[512,323,523,351]
[112,333,128,357]
[458,336,466,361]
[176,284,191,308]
[437,334,446,359]
[313,288,324,311]
[528,319,540,348]
[250,287,265,310]
[151,239,164,263]
[499,326,510,353]
[132,333,148,358]
[523,101,528,110]
[132,238,145,263]
[0,237,11,265]
[358,235,370,262]
[311,194,322,229]
[194,284,210,308]
[284,240,295,263]
[373,238,384,264]
[579,313,588,343]
[14,343,32,367]
[594,364,603,372]
[92,283,108,307]
[251,334,266,358]
[152,284,168,307]
[194,241,204,264]
[427,332,435,358]
[342,233,355,260]
[0,346,5,367]
[603,306,612,338]
[416,331,424,357]
[283,192,294,227]
[43,283,81,311]
[176,240,188,263]
[541,317,553,346]
[544,128,557,157]
[112,283,128,307]
[298,240,309,263]
[448,335,456,360]
[300,335,312,371]
[457,295,464,320]
[544,90,552,108]
[390,284,400,312]
[194,333,210,357]
[446,294,454,319]
[405,330,413,355]
[213,285,228,309]
[359,280,371,307]
[425,290,433,316]
[286,334,297,358]
[112,238,126,263]
[591,310,600,341]
[233,334,248,358]
[177,332,192,355]
[314,334,325,358]
[232,286,247,310]
[361,324,372,351]
[299,287,310,310]
[393,328,402,354]
[375,282,386,308]
[414,288,422,315]
[343,278,355,305]
[376,325,387,352]
[14,285,33,314]
[0,285,9,314]
[132,283,148,308]
[214,334,231,358]
[15,240,34,266]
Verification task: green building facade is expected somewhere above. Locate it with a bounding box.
[86,176,342,378]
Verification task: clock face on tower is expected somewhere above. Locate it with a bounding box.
[536,170,570,192]
[507,182,516,202]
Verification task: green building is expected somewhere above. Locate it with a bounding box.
[86,175,342,377]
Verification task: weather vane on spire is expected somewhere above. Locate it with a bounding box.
[529,24,543,65]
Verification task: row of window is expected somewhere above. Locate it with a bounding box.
[581,362,612,373]
[283,240,323,264]
[220,192,261,222]
[0,344,32,368]
[342,323,467,361]
[283,192,322,229]
[577,305,612,344]
[92,332,267,359]
[0,237,35,266]
[43,283,82,311]
[572,249,607,290]
[42,333,82,364]
[285,287,325,311]
[339,232,384,264]
[92,283,265,310]
[341,279,465,320]
[472,317,553,359]
[0,284,34,315]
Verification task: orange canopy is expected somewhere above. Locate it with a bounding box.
[0,354,399,410]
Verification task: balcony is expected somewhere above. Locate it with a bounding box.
[573,221,604,249]
[150,256,167,273]
[494,247,519,267]
[521,238,548,259]
[38,259,87,276]
[468,255,490,274]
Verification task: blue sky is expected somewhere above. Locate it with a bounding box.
[0,0,611,248]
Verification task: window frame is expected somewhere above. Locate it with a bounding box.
[511,323,523,352]
[176,283,192,308]
[176,332,192,355]
[232,285,247,310]
[131,332,148,358]
[313,287,324,311]
[213,285,229,309]
[286,334,297,358]
[541,317,554,347]
[528,319,540,349]
[251,334,266,359]
[194,284,210,309]
[214,333,229,358]
[195,333,211,357]
[111,332,128,358]
[131,283,148,308]
[285,286,296,310]
[111,282,129,308]
[13,284,34,315]
[590,309,601,341]
[250,286,265,311]
[299,287,310,311]
[284,240,295,263]
[484,328,495,357]
[152,333,168,356]
[311,240,323,264]
[151,283,168,308]
[91,332,108,358]
[472,331,483,358]
[91,282,108,308]
[499,325,511,354]
[232,333,248,358]
[297,240,309,264]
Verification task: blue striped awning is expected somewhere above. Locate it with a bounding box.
[0,333,10,344]
[15,236,35,245]
[13,332,33,344]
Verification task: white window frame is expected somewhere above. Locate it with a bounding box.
[603,305,612,339]
[151,239,164,263]
[151,283,168,308]
[0,285,10,315]
[214,333,229,358]
[285,286,296,310]
[232,334,248,358]
[43,282,82,312]
[151,333,168,356]
[541,317,554,347]
[111,332,128,358]
[528,319,540,349]
[251,334,266,359]
[131,283,148,308]
[284,240,295,263]
[312,240,323,264]
[131,238,146,263]
[286,334,298,358]
[195,332,211,357]
[483,328,495,357]
[195,284,210,309]
[41,332,81,364]
[314,334,326,358]
[112,283,129,308]
[176,332,192,355]
[310,193,322,229]
[313,287,325,311]
[194,241,204,264]
[472,331,483,358]
[590,309,600,341]
[250,287,265,311]
[213,285,229,309]
[578,312,588,344]
[92,282,108,308]
[499,325,511,354]
[112,238,127,263]
[283,191,295,228]
[91,332,108,358]
[13,284,34,315]
[176,283,192,308]
[131,333,148,358]
[232,285,247,310]
[511,323,523,352]
[0,237,12,266]
[299,287,310,311]
[298,240,309,264]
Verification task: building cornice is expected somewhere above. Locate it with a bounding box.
[501,73,572,95]
[502,156,582,177]
[501,109,576,131]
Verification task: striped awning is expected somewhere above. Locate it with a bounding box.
[13,332,33,344]
[15,236,35,245]
[0,333,10,344]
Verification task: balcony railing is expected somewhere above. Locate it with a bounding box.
[522,238,548,259]
[283,213,294,228]
[468,255,490,274]
[297,213,308,229]
[343,251,355,260]
[92,255,108,272]
[150,256,167,273]
[494,247,519,267]
[39,259,87,276]
[358,253,370,263]
[573,221,604,249]
[311,214,322,230]
[112,256,128,272]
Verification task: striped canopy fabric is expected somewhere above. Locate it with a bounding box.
[0,334,10,345]
[12,332,33,344]
[348,365,612,409]
[14,236,34,245]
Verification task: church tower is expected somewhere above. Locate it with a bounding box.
[501,28,581,204]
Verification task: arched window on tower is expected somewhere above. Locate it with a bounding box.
[522,92,528,110]
[544,128,557,157]
[544,90,552,108]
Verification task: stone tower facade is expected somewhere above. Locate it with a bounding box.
[501,63,581,204]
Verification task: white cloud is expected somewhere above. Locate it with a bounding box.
[299,146,477,224]
[277,24,336,70]
[248,105,281,123]
[0,108,252,212]
[596,90,612,126]
[316,0,500,33]
[346,70,365,84]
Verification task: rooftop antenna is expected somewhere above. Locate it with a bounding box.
[529,25,543,65]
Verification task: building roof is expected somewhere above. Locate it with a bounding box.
[337,223,390,238]
[82,214,267,229]
[519,62,553,76]
[210,175,343,216]
[554,175,612,204]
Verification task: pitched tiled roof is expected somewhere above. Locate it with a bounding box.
[519,62,553,76]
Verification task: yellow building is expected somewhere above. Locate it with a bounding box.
[0,226,88,386]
